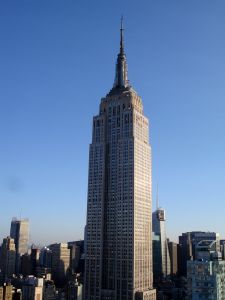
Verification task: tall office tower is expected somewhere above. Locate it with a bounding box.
[0,237,16,279]
[84,23,156,300]
[178,231,220,276]
[37,247,52,278]
[68,241,84,275]
[39,247,52,269]
[30,247,40,276]
[10,218,29,255]
[168,241,178,277]
[10,218,29,274]
[49,243,70,287]
[152,208,171,280]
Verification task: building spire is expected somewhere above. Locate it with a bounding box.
[112,17,129,90]
[120,16,124,55]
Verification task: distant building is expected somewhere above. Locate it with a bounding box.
[220,240,225,260]
[152,232,161,283]
[22,286,43,300]
[10,219,29,255]
[21,277,43,300]
[178,231,220,276]
[35,267,51,280]
[152,208,171,281]
[30,248,40,276]
[49,243,70,287]
[43,280,56,300]
[187,240,225,300]
[37,247,52,279]
[10,218,29,273]
[0,286,4,300]
[39,247,52,269]
[68,241,84,276]
[168,241,178,276]
[0,284,13,300]
[0,284,22,300]
[0,237,16,280]
[12,288,22,300]
[20,253,31,277]
[66,275,82,300]
[67,242,80,275]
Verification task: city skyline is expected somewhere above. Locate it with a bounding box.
[1,0,225,245]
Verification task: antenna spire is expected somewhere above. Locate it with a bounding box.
[111,17,129,90]
[120,16,124,54]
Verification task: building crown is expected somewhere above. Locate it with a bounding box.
[108,18,131,96]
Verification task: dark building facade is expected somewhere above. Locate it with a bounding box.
[168,241,178,277]
[0,237,16,281]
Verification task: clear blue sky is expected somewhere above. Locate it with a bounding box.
[0,0,225,245]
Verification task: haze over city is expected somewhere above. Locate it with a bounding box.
[0,0,225,245]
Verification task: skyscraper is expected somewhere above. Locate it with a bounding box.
[168,241,178,276]
[30,247,40,276]
[49,243,70,287]
[10,218,29,255]
[10,218,29,273]
[0,237,16,280]
[84,22,156,300]
[152,208,171,280]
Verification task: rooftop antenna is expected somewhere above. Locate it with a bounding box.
[120,15,124,54]
[121,15,124,29]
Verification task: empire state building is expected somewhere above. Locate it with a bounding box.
[84,22,156,300]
